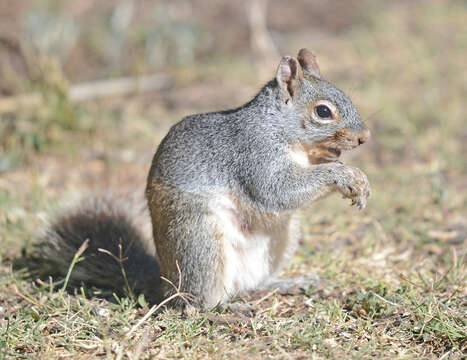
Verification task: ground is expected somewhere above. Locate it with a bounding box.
[0,1,466,359]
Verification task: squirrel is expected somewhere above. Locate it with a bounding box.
[41,48,371,309]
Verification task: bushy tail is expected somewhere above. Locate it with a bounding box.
[39,194,161,301]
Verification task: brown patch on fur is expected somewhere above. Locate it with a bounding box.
[227,192,286,235]
[292,128,370,164]
[333,128,353,142]
[228,208,251,235]
[290,142,340,165]
[145,178,180,287]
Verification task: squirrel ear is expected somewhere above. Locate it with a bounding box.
[297,48,321,78]
[276,56,302,102]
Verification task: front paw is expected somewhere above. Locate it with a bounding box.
[334,166,371,210]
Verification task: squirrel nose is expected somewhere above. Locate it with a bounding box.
[357,128,371,145]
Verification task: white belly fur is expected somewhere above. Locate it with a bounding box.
[210,195,274,300]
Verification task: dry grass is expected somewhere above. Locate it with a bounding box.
[1,1,466,359]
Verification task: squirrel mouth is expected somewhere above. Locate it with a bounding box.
[291,143,344,165]
[318,148,342,163]
[327,148,342,157]
[308,146,342,164]
[321,147,342,160]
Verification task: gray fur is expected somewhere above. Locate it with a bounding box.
[149,76,368,211]
[42,49,370,308]
[147,53,370,307]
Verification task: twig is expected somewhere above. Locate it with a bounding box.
[247,0,278,80]
[369,291,400,307]
[0,73,171,114]
[13,284,42,308]
[98,241,135,301]
[399,273,424,289]
[248,0,277,59]
[125,291,191,339]
[160,261,184,295]
[253,289,278,306]
[439,350,451,360]
[69,73,171,102]
[125,261,194,339]
[131,327,151,360]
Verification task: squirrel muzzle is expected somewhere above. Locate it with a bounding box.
[332,127,371,150]
[294,128,371,165]
[357,128,371,146]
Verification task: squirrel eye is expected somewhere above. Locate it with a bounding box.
[315,105,332,119]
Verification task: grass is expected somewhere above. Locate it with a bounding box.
[1,1,466,359]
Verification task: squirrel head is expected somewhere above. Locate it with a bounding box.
[275,48,370,163]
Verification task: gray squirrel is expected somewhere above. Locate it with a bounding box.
[42,48,371,309]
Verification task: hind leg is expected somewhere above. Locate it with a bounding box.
[156,208,232,308]
[148,183,229,309]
